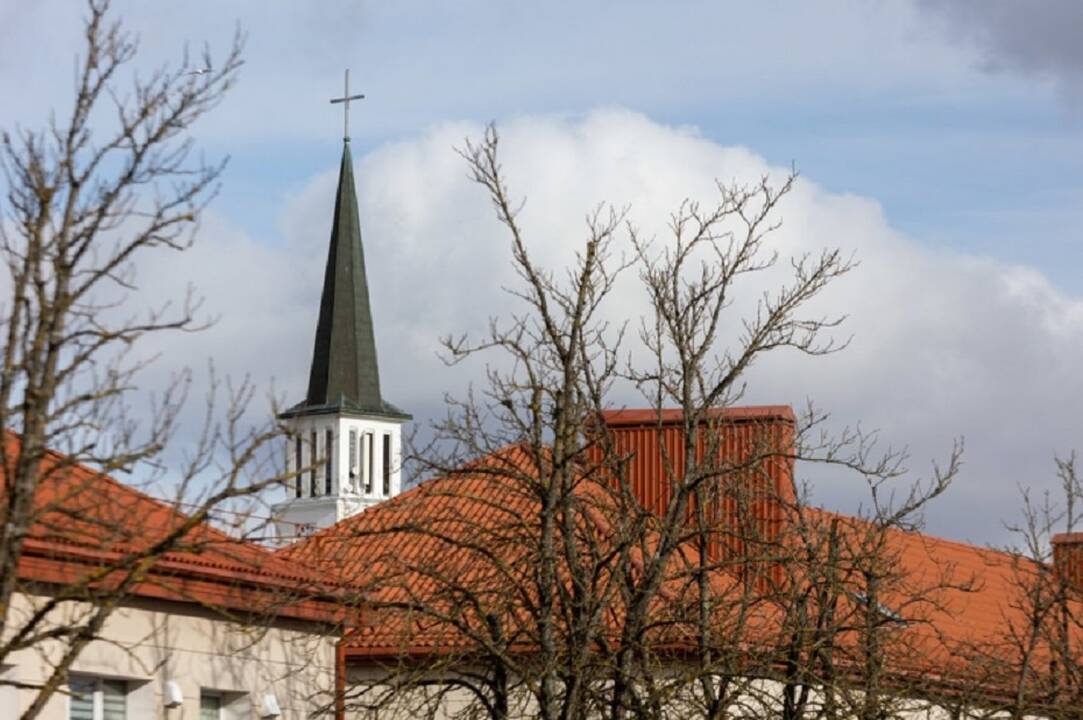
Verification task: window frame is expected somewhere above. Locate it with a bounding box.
[363,431,374,494]
[68,675,127,720]
[294,435,303,498]
[199,690,222,720]
[309,430,318,496]
[324,428,334,495]
[349,427,358,491]
[382,433,392,496]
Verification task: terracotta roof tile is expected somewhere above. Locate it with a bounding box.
[8,434,339,621]
[280,407,1083,699]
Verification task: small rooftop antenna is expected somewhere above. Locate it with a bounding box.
[329,68,365,143]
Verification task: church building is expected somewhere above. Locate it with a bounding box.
[272,137,410,538]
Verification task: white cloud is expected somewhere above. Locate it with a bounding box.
[118,109,1083,546]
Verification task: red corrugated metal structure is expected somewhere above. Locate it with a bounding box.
[1053,532,1083,590]
[589,406,795,575]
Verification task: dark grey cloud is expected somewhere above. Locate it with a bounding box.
[919,0,1083,97]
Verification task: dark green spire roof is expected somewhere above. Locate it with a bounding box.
[282,143,409,421]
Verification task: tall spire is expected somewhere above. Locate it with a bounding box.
[285,142,408,420]
[271,83,409,538]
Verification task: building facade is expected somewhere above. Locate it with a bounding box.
[4,594,336,720]
[3,439,343,720]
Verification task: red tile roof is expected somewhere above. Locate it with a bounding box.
[279,445,561,654]
[9,435,341,623]
[280,444,714,656]
[280,406,1082,701]
[796,510,1057,675]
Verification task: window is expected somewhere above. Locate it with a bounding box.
[294,436,303,498]
[382,433,392,496]
[309,430,318,496]
[200,692,221,720]
[324,428,334,495]
[69,677,126,720]
[349,428,358,491]
[363,432,374,494]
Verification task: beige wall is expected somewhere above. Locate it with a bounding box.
[4,591,337,720]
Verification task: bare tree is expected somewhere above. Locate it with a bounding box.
[331,125,937,720]
[605,167,852,720]
[314,123,1076,720]
[949,456,1083,720]
[0,2,310,716]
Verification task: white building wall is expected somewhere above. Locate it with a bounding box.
[4,592,337,720]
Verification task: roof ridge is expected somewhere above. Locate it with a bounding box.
[805,506,1033,568]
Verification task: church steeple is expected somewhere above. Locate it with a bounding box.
[273,118,410,540]
[291,142,406,419]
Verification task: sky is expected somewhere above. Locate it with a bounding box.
[2,0,1083,547]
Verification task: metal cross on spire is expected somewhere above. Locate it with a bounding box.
[329,69,365,143]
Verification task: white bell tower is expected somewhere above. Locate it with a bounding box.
[272,118,410,541]
[275,412,406,537]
